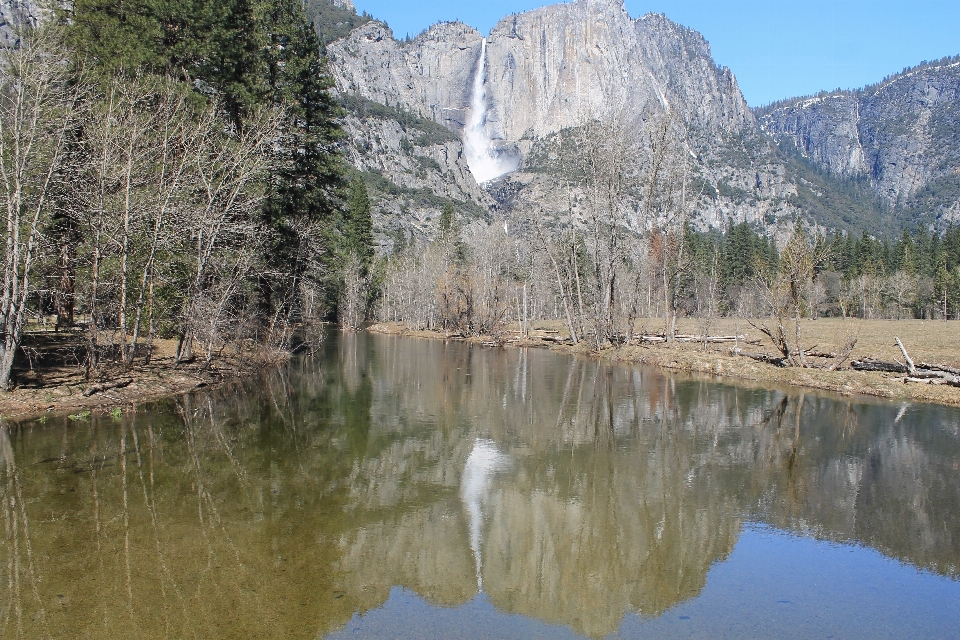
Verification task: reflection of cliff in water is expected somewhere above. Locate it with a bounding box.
[332,333,960,636]
[0,332,958,638]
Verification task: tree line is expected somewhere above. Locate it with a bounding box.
[0,0,368,389]
[353,109,960,352]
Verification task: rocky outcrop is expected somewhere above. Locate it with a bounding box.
[758,60,960,209]
[340,109,496,243]
[328,0,807,239]
[329,20,482,131]
[0,0,49,47]
[330,0,751,146]
[326,0,960,237]
[484,0,752,143]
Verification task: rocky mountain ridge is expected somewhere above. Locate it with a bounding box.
[0,0,49,47]
[2,0,954,241]
[327,0,824,244]
[483,1,752,144]
[325,0,959,242]
[757,57,960,228]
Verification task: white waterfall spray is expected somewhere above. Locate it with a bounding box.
[461,438,508,591]
[464,39,519,184]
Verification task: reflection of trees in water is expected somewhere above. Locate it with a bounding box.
[722,392,960,578]
[0,424,48,637]
[0,332,958,638]
[0,359,378,638]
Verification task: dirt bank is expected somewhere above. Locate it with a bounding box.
[0,335,283,420]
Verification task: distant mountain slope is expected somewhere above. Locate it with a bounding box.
[324,0,909,241]
[0,0,51,46]
[757,57,960,229]
[2,0,954,240]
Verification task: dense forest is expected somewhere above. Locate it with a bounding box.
[0,0,374,389]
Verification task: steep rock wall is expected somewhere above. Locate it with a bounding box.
[759,61,960,207]
[329,20,482,132]
[484,0,752,143]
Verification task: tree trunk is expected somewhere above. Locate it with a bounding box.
[55,239,75,329]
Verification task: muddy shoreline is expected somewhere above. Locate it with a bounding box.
[5,319,958,421]
[367,321,960,408]
[0,345,283,421]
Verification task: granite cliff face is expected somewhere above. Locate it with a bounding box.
[328,0,811,240]
[758,60,960,223]
[483,1,751,144]
[339,108,496,241]
[0,0,49,47]
[7,0,950,238]
[331,0,751,143]
[325,0,960,238]
[329,20,482,131]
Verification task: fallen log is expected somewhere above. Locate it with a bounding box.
[903,374,960,387]
[852,359,960,387]
[83,377,134,397]
[895,337,916,376]
[850,359,908,373]
[918,362,960,376]
[731,348,787,367]
[909,370,952,380]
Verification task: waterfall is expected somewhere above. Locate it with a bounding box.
[464,39,519,184]
[461,438,508,591]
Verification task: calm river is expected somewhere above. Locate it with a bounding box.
[2,332,959,638]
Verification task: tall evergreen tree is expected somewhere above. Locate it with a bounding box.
[68,0,347,331]
[343,177,374,269]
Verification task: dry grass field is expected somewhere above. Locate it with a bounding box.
[495,317,959,367]
[628,317,960,368]
[576,318,960,406]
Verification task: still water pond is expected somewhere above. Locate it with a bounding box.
[2,333,960,638]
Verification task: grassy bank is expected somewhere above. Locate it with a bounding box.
[369,318,960,407]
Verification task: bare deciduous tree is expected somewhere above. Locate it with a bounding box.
[886,270,917,321]
[0,26,81,389]
[752,224,828,367]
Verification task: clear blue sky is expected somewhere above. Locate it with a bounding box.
[351,0,960,107]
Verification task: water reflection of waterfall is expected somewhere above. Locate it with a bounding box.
[464,39,519,183]
[461,438,508,591]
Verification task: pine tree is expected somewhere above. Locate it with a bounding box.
[264,0,345,221]
[344,177,374,269]
[65,0,165,74]
[439,202,455,237]
[934,251,952,319]
[67,0,348,335]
